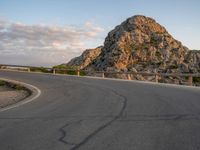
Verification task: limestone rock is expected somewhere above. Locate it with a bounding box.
[66,46,103,69]
[63,15,200,85]
[91,15,189,72]
[184,50,200,73]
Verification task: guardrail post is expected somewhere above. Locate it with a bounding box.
[102,72,105,78]
[53,69,56,74]
[28,68,31,72]
[128,74,131,80]
[188,76,193,86]
[155,74,159,83]
[77,70,80,76]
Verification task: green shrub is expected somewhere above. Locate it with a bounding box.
[169,65,178,69]
[0,80,26,90]
[141,44,149,50]
[53,65,86,76]
[14,85,26,90]
[53,65,78,70]
[30,67,51,73]
[0,80,6,86]
[193,77,200,83]
[155,51,161,57]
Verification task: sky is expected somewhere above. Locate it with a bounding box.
[0,0,199,67]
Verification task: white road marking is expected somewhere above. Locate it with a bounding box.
[0,78,41,112]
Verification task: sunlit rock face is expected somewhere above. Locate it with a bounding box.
[184,50,200,73]
[91,15,190,73]
[66,46,103,69]
[65,15,200,84]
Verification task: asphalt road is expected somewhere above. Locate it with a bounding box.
[0,70,200,150]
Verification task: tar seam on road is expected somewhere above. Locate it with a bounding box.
[58,120,83,146]
[68,89,127,150]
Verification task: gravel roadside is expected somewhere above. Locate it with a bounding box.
[0,81,30,108]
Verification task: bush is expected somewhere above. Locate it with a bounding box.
[193,77,200,83]
[14,85,26,90]
[53,65,78,70]
[155,51,161,57]
[0,80,26,90]
[150,37,158,46]
[53,65,86,76]
[0,80,6,86]
[169,65,178,69]
[30,67,52,73]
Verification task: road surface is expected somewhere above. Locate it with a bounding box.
[0,70,200,150]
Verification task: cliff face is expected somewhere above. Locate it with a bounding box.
[66,15,200,75]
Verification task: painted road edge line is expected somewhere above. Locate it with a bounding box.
[0,78,41,112]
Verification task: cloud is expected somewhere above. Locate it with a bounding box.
[84,21,104,37]
[0,20,104,67]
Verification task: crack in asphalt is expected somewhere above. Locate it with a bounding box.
[47,78,128,150]
[2,75,199,149]
[68,89,128,150]
[58,120,83,146]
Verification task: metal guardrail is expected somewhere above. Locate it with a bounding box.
[0,64,200,86]
[87,71,200,86]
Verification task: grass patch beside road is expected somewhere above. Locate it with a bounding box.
[53,65,86,76]
[0,80,26,90]
[0,80,6,86]
[30,67,52,73]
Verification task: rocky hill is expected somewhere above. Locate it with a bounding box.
[63,15,200,84]
[67,46,103,69]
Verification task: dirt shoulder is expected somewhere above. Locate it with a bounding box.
[0,80,30,108]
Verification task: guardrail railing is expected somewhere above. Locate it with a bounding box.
[0,64,200,86]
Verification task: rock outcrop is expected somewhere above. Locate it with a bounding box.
[67,46,102,69]
[63,15,200,84]
[92,15,190,73]
[184,50,200,73]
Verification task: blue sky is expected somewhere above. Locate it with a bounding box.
[0,0,199,66]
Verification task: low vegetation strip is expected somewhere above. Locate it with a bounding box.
[0,80,31,108]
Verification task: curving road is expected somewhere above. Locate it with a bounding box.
[0,70,200,150]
